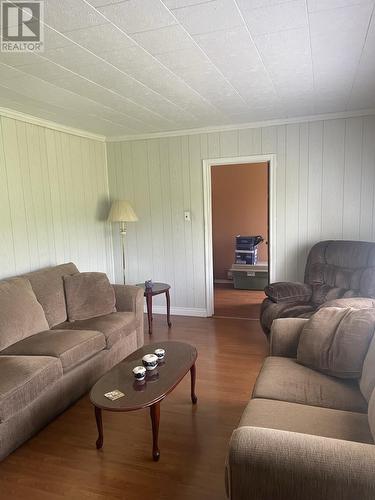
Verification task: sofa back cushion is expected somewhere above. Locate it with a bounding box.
[64,272,116,322]
[0,278,49,351]
[297,306,375,379]
[21,263,79,327]
[368,389,375,441]
[360,334,375,401]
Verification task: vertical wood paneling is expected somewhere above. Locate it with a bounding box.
[107,116,375,312]
[360,116,375,241]
[321,119,346,239]
[343,117,363,239]
[0,115,112,281]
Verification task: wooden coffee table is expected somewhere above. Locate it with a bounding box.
[90,341,197,461]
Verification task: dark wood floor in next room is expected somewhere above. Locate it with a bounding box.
[214,283,266,320]
[0,313,268,500]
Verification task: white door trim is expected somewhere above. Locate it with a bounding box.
[202,154,277,317]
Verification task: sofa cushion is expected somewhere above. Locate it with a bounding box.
[239,398,373,444]
[0,355,62,422]
[360,334,375,402]
[0,329,106,373]
[253,356,368,413]
[297,307,375,379]
[64,272,116,322]
[54,312,136,349]
[260,298,316,335]
[0,278,49,351]
[22,263,79,328]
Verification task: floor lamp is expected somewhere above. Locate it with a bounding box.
[108,200,138,284]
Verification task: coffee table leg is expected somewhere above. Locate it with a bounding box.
[150,402,160,461]
[95,406,103,449]
[146,292,153,335]
[166,289,172,328]
[190,363,198,404]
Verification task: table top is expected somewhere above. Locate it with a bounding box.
[90,341,197,412]
[136,282,170,295]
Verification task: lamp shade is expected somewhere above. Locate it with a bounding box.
[107,200,138,222]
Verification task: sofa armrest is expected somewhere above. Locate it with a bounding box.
[226,426,375,500]
[270,317,308,357]
[265,282,312,304]
[112,285,144,347]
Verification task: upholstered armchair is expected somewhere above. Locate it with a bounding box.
[260,240,375,336]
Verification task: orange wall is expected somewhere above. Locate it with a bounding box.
[211,162,268,280]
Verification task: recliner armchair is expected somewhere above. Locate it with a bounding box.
[260,240,375,336]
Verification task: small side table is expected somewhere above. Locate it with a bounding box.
[136,282,172,335]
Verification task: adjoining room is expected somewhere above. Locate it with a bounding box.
[0,1,375,499]
[211,161,269,320]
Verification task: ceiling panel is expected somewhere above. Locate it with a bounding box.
[254,28,313,97]
[132,25,193,55]
[96,0,176,34]
[307,0,374,12]
[63,23,137,55]
[310,2,373,97]
[45,0,105,32]
[237,0,308,36]
[170,0,243,35]
[0,0,373,136]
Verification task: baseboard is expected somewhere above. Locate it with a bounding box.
[143,305,207,317]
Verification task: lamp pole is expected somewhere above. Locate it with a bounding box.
[120,221,127,285]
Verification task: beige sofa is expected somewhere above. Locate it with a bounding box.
[226,318,375,500]
[0,263,144,461]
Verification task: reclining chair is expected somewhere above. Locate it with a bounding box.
[261,240,375,336]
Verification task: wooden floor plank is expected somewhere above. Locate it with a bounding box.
[0,314,268,500]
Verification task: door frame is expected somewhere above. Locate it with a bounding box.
[202,154,277,317]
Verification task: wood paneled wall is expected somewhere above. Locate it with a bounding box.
[108,116,375,313]
[0,116,113,280]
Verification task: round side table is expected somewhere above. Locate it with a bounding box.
[136,282,172,335]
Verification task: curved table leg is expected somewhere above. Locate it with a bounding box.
[166,289,172,328]
[150,402,160,461]
[190,363,198,404]
[146,292,153,335]
[95,406,103,449]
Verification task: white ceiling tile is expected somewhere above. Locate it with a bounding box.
[132,25,193,55]
[155,46,209,71]
[42,44,102,71]
[85,0,128,6]
[307,0,374,12]
[235,0,296,8]
[238,0,308,36]
[96,0,176,34]
[0,63,24,81]
[194,27,277,101]
[45,0,106,32]
[43,27,72,51]
[310,2,373,96]
[163,0,211,8]
[63,23,136,55]
[348,14,375,108]
[16,60,70,81]
[171,0,243,35]
[255,28,313,95]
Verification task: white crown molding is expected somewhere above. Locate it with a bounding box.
[0,107,106,142]
[106,108,375,142]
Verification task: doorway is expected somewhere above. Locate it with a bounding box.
[203,154,276,318]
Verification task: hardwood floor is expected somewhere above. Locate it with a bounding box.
[0,314,268,500]
[214,283,266,320]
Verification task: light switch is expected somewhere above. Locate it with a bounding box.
[184,211,191,222]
